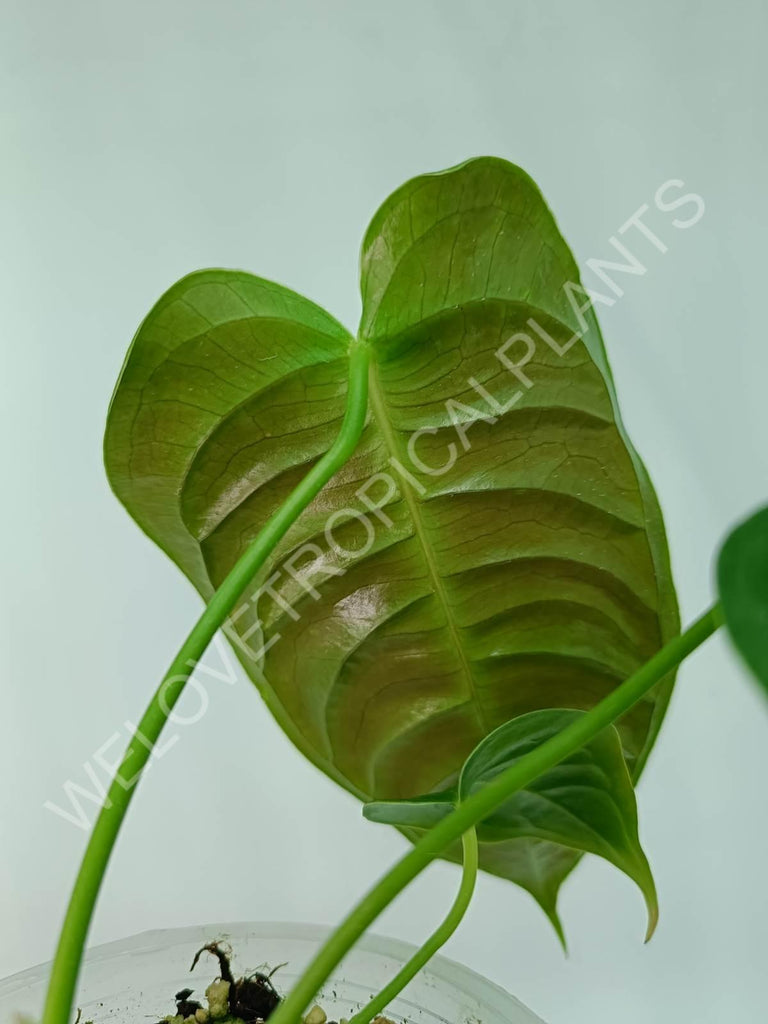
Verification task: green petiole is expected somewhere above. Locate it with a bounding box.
[41,343,371,1024]
[348,828,479,1024]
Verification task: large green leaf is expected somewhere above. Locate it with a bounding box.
[718,504,768,697]
[364,709,658,942]
[104,157,679,930]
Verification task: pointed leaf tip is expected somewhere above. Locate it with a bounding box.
[640,861,660,942]
[542,900,568,954]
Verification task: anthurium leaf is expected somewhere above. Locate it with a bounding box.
[717,505,768,697]
[105,158,679,936]
[363,791,455,830]
[458,709,658,940]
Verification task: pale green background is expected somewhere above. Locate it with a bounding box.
[1,2,766,1022]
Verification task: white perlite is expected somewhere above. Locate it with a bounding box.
[205,979,231,1021]
[304,1007,327,1024]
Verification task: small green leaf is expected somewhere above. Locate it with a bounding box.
[363,791,455,830]
[718,505,768,696]
[363,708,658,943]
[458,709,658,941]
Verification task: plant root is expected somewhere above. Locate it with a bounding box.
[186,942,282,1023]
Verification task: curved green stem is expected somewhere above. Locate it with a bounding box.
[42,343,371,1024]
[269,603,723,1024]
[348,828,479,1024]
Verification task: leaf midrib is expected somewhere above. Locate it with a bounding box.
[367,354,492,735]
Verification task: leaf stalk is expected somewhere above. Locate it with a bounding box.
[347,828,479,1024]
[41,342,371,1024]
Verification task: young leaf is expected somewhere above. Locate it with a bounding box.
[363,708,657,943]
[717,504,768,696]
[105,158,679,927]
[459,709,658,941]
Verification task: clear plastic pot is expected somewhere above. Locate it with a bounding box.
[0,922,545,1024]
